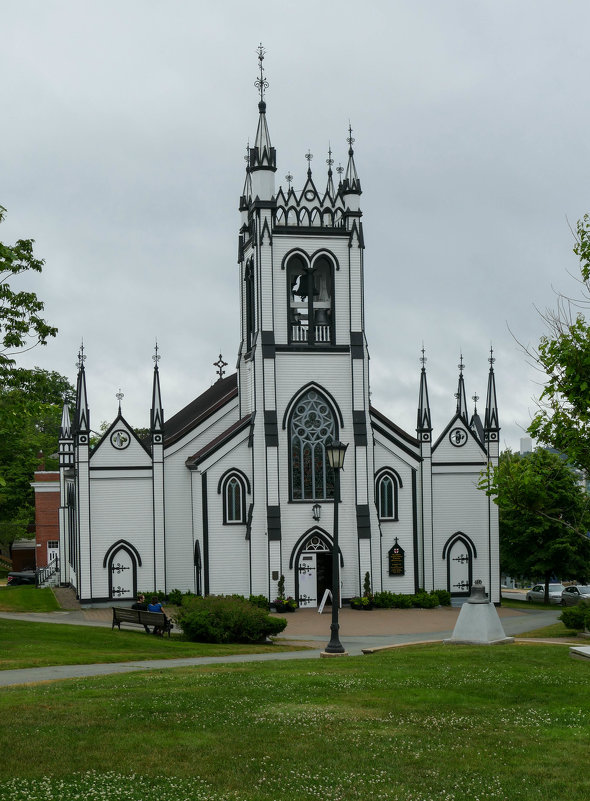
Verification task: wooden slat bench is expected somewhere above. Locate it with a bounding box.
[111,607,173,637]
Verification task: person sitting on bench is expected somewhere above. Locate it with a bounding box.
[147,596,167,636]
[131,594,150,633]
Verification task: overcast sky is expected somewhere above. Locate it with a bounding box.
[2,0,590,451]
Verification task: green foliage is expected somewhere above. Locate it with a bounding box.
[0,206,57,370]
[353,589,447,609]
[481,448,590,589]
[0,367,75,548]
[276,573,286,601]
[529,214,590,473]
[363,571,372,597]
[248,594,270,610]
[167,588,183,606]
[350,595,373,609]
[175,594,287,643]
[559,604,590,631]
[432,589,452,606]
[412,591,438,609]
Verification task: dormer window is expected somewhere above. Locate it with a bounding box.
[287,254,333,345]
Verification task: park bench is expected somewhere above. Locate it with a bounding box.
[111,606,173,637]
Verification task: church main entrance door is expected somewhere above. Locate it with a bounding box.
[296,535,333,608]
[447,538,471,596]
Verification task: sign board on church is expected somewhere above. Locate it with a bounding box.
[388,538,405,576]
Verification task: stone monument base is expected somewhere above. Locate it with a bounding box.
[444,582,514,645]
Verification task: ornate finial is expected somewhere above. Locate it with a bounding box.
[76,342,86,371]
[305,150,313,176]
[214,353,228,381]
[472,393,479,412]
[489,345,495,366]
[116,388,124,413]
[244,142,250,164]
[152,341,161,366]
[254,43,268,104]
[285,171,293,189]
[420,345,427,367]
[326,145,334,172]
[336,163,344,183]
[347,123,355,154]
[458,353,465,374]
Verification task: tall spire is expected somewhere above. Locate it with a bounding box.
[74,343,89,434]
[484,347,499,432]
[151,342,164,434]
[342,124,361,195]
[417,347,432,433]
[455,353,468,420]
[249,44,276,173]
[325,145,335,198]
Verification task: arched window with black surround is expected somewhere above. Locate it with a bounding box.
[221,472,247,524]
[375,469,401,521]
[287,253,333,345]
[290,389,336,500]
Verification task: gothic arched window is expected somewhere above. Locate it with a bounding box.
[290,390,336,500]
[287,254,333,345]
[375,470,399,521]
[223,473,246,524]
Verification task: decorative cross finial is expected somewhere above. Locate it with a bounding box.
[244,141,250,164]
[254,43,268,103]
[116,388,124,413]
[285,171,293,189]
[305,150,313,175]
[214,353,228,381]
[472,393,479,412]
[489,345,495,366]
[420,345,427,367]
[336,163,344,183]
[458,353,465,374]
[347,123,355,154]
[326,145,334,173]
[152,341,161,366]
[76,342,86,371]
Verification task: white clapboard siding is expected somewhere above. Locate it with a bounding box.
[90,423,152,468]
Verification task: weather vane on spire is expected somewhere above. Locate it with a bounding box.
[347,123,355,154]
[420,345,427,367]
[489,345,495,366]
[458,353,465,374]
[214,353,228,382]
[153,341,161,366]
[255,43,268,103]
[76,341,86,371]
[326,145,334,171]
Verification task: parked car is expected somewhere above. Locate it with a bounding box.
[560,585,590,606]
[526,583,565,604]
[6,570,36,586]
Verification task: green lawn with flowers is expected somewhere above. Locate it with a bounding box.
[0,643,588,801]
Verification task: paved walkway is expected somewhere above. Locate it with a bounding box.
[0,603,565,688]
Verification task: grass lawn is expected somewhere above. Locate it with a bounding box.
[0,586,60,612]
[0,643,589,801]
[0,618,303,670]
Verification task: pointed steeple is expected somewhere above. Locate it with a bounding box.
[74,343,89,435]
[249,45,276,176]
[417,347,432,434]
[150,343,164,434]
[59,401,71,439]
[469,393,484,442]
[325,145,335,199]
[342,124,361,195]
[455,353,468,420]
[484,347,499,433]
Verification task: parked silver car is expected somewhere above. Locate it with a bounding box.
[560,585,590,606]
[525,583,565,604]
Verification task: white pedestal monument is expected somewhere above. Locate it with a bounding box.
[444,580,514,645]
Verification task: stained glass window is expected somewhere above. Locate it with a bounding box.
[290,390,335,500]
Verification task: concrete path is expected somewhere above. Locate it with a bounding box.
[0,604,563,688]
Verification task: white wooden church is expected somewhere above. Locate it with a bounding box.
[55,52,500,606]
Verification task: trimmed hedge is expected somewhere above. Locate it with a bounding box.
[175,594,287,643]
[351,589,451,610]
[559,604,590,631]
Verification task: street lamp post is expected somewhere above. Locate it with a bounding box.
[323,439,348,655]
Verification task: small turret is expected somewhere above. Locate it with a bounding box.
[416,348,432,437]
[455,354,468,421]
[341,124,361,212]
[325,145,336,200]
[150,343,164,435]
[248,45,276,201]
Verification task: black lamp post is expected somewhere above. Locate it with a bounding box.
[324,439,348,655]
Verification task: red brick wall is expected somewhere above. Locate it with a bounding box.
[33,471,60,568]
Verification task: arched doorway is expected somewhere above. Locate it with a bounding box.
[291,530,340,608]
[103,540,141,600]
[442,533,477,596]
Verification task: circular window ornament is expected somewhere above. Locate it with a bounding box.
[110,430,130,450]
[304,190,315,201]
[449,428,468,447]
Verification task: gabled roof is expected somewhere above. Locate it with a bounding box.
[164,373,238,447]
[432,411,487,457]
[370,406,420,447]
[185,415,252,468]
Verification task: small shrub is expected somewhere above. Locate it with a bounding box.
[363,571,372,597]
[350,595,372,610]
[559,606,589,631]
[175,594,287,643]
[412,591,438,609]
[432,589,451,606]
[274,596,298,612]
[167,588,183,606]
[249,594,270,610]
